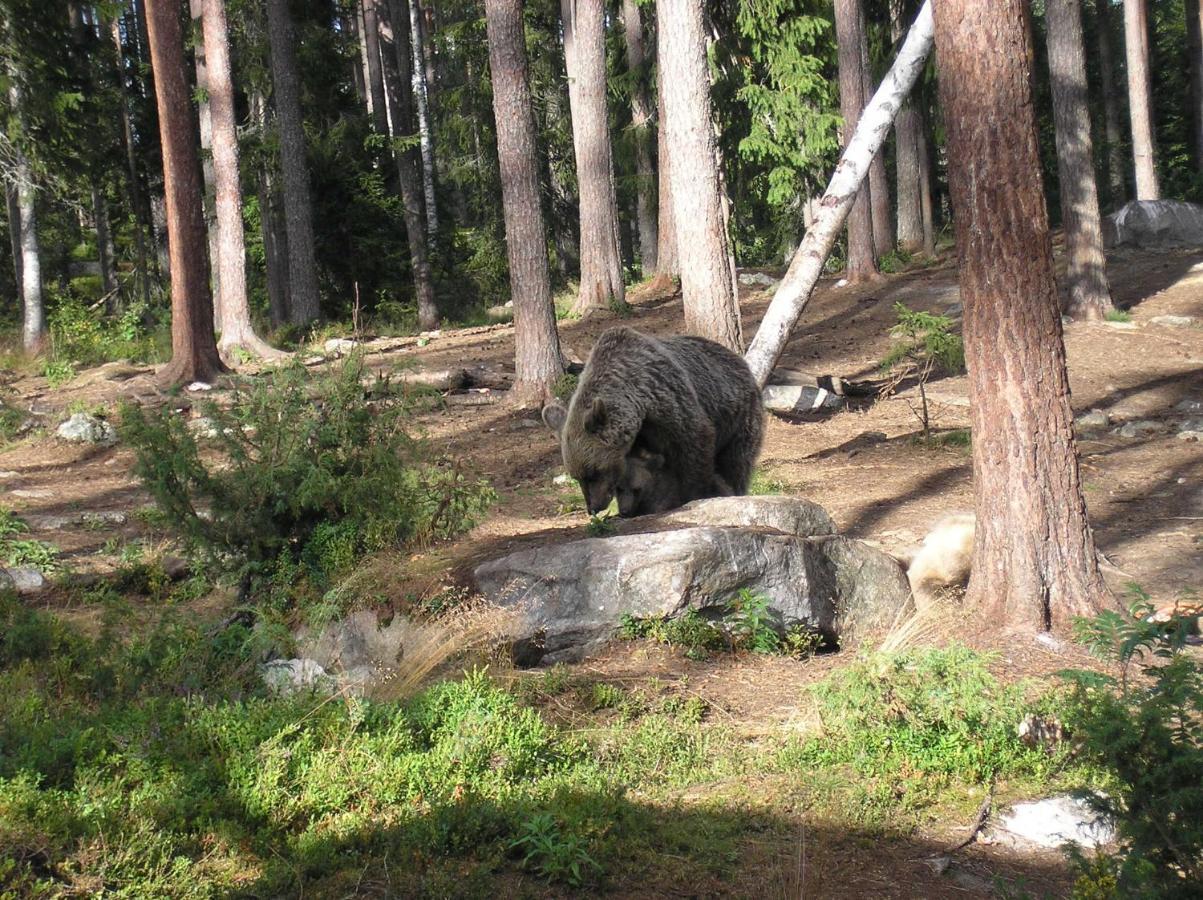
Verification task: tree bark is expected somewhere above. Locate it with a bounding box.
[409,0,439,239]
[622,0,657,275]
[346,8,367,103]
[5,77,44,352]
[891,0,922,254]
[356,2,375,117]
[202,0,281,361]
[144,0,227,385]
[833,0,879,281]
[652,64,679,284]
[189,0,220,324]
[383,0,440,330]
[917,105,935,254]
[1189,0,1203,178]
[1123,0,1159,199]
[563,0,626,314]
[266,0,322,325]
[251,90,290,327]
[1093,0,1127,207]
[861,22,894,256]
[92,184,117,299]
[110,14,151,307]
[361,0,390,135]
[485,0,565,405]
[5,182,21,298]
[932,0,1104,630]
[1045,0,1114,320]
[744,1,933,387]
[657,0,741,350]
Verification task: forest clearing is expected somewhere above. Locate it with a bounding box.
[3,0,1203,896]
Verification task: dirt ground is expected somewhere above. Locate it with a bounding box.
[3,244,1202,896]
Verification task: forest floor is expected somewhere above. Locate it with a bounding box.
[3,243,1202,897]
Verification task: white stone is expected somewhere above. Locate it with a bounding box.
[1117,420,1165,438]
[1178,430,1203,442]
[1149,315,1197,327]
[323,338,359,357]
[56,413,117,446]
[186,381,213,392]
[993,795,1114,850]
[0,566,47,594]
[260,658,333,696]
[1074,409,1110,429]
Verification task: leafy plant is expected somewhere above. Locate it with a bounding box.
[879,303,966,438]
[586,514,616,537]
[120,357,494,609]
[727,589,781,654]
[619,610,727,660]
[1,538,60,573]
[510,813,601,886]
[1059,595,1203,897]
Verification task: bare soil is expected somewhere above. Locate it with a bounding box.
[4,244,1202,897]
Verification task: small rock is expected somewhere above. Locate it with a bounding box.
[1017,713,1065,753]
[12,489,53,500]
[1149,314,1197,327]
[0,566,48,594]
[944,301,963,318]
[553,472,575,486]
[186,381,213,392]
[515,418,541,428]
[1178,430,1203,442]
[0,471,17,479]
[923,857,951,876]
[1117,419,1164,438]
[835,278,848,288]
[260,658,333,696]
[737,272,778,287]
[1179,417,1203,433]
[992,795,1114,849]
[56,413,117,446]
[323,338,359,356]
[161,555,190,580]
[1174,398,1203,414]
[1074,409,1110,430]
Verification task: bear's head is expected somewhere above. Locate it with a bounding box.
[542,397,629,515]
[614,448,676,518]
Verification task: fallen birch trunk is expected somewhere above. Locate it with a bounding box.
[744,0,935,389]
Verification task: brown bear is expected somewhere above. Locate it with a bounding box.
[542,327,763,516]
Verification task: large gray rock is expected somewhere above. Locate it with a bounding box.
[0,566,48,594]
[296,609,409,673]
[473,498,910,665]
[661,495,835,536]
[56,413,117,446]
[1102,200,1203,249]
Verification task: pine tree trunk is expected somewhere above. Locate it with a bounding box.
[861,23,894,256]
[1094,0,1127,207]
[410,0,439,238]
[834,0,879,281]
[656,0,741,350]
[357,2,375,117]
[383,0,440,330]
[92,184,117,299]
[1046,0,1114,320]
[563,0,625,314]
[744,1,933,386]
[917,106,935,254]
[144,0,226,385]
[890,1,922,254]
[1123,0,1160,199]
[1189,0,1203,178]
[190,0,221,324]
[5,183,21,298]
[653,65,679,283]
[251,90,290,327]
[362,0,390,134]
[266,0,322,326]
[346,9,367,102]
[110,14,151,307]
[6,77,44,352]
[202,0,280,361]
[622,0,657,275]
[932,0,1104,630]
[485,0,564,405]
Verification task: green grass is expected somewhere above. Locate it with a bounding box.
[748,468,790,495]
[1105,309,1132,323]
[0,595,1098,897]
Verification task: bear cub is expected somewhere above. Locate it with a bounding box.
[543,327,763,517]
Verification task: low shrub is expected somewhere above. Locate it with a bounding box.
[120,356,494,608]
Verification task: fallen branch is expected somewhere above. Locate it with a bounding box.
[744,1,935,388]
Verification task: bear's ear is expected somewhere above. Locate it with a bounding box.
[584,397,608,434]
[541,401,568,435]
[631,446,665,470]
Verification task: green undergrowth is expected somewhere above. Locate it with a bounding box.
[0,595,1107,897]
